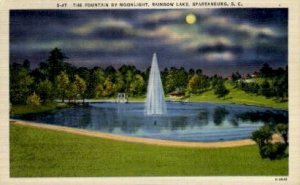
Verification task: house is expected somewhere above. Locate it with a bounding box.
[226,76,233,81]
[168,91,185,98]
[251,71,259,78]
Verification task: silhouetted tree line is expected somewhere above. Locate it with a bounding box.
[10,48,288,104]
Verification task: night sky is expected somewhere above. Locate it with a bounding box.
[10,9,287,76]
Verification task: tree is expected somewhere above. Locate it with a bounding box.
[76,67,90,82]
[188,69,195,79]
[214,81,229,99]
[129,74,145,96]
[251,125,288,160]
[66,83,78,103]
[260,80,271,97]
[26,92,41,106]
[231,72,242,81]
[272,73,288,101]
[187,74,209,94]
[34,62,49,82]
[47,48,68,82]
[165,67,188,93]
[64,63,77,81]
[74,75,87,103]
[188,74,201,93]
[251,126,272,149]
[10,65,34,104]
[196,69,202,75]
[259,63,273,78]
[37,79,53,103]
[22,59,30,70]
[87,68,106,98]
[98,78,114,97]
[55,71,69,103]
[211,75,223,88]
[124,69,134,93]
[114,71,125,93]
[105,65,116,79]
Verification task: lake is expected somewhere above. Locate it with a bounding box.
[12,102,288,142]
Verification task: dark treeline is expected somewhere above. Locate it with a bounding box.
[10,48,288,105]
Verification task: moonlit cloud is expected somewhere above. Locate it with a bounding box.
[10,9,287,76]
[140,9,213,22]
[11,39,135,52]
[203,52,236,62]
[141,10,185,22]
[71,18,133,36]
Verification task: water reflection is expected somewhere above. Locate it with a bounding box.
[12,102,288,142]
[197,110,209,126]
[236,110,288,125]
[213,107,229,125]
[229,117,239,127]
[170,116,188,130]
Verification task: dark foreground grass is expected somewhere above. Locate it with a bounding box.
[10,124,288,177]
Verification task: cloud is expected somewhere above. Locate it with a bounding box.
[202,52,236,62]
[140,9,213,22]
[216,9,288,27]
[10,9,288,76]
[71,18,133,36]
[197,43,243,54]
[141,10,185,22]
[202,16,280,38]
[11,39,135,52]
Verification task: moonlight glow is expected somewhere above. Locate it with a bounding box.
[185,13,197,24]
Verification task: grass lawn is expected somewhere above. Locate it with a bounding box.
[188,83,287,110]
[10,102,70,115]
[10,124,288,177]
[128,96,146,102]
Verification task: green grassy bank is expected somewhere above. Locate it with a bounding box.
[10,102,70,115]
[10,124,288,177]
[188,88,287,110]
[105,84,288,110]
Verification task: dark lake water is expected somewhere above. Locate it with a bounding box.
[12,102,288,142]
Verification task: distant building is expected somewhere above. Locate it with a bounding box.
[168,91,185,98]
[226,76,233,81]
[244,79,255,83]
[251,71,259,78]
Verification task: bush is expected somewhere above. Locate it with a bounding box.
[251,125,288,160]
[261,143,287,160]
[26,92,41,106]
[276,124,288,144]
[214,81,229,99]
[251,126,272,147]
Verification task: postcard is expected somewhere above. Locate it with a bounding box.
[0,0,299,184]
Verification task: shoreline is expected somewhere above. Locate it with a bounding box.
[10,119,256,148]
[89,99,288,111]
[82,97,288,110]
[11,97,285,116]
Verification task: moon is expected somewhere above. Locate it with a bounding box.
[185,13,197,25]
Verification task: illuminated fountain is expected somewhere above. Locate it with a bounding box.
[145,53,167,115]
